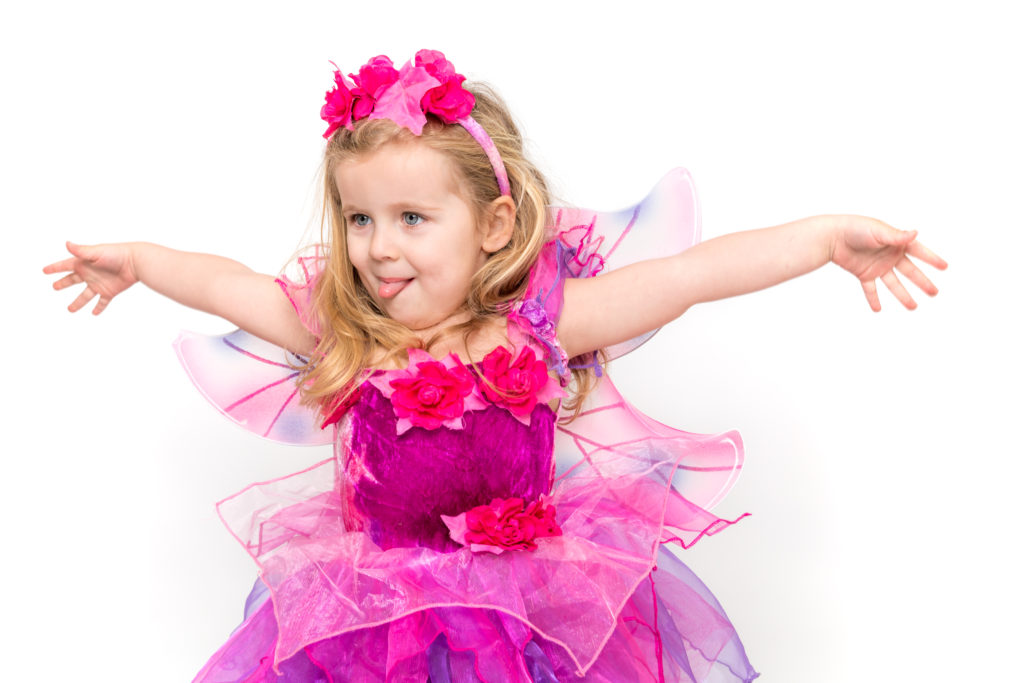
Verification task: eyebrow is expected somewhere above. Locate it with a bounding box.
[341,201,444,214]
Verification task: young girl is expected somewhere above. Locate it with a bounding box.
[44,49,944,682]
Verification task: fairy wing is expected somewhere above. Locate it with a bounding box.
[548,167,700,359]
[524,169,746,525]
[518,168,700,369]
[174,328,331,446]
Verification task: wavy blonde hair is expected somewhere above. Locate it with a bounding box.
[300,84,598,417]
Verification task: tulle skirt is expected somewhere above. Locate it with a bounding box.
[192,378,757,682]
[195,546,755,683]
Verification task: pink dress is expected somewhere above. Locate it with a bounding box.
[176,170,758,682]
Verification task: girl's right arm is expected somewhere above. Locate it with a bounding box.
[43,241,315,354]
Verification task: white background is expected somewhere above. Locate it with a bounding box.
[4,1,1021,681]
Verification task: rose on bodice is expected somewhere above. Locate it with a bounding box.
[478,346,565,424]
[369,349,486,434]
[442,496,562,554]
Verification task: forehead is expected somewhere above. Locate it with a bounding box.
[333,141,462,206]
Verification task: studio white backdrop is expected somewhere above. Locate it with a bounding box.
[4,1,1020,681]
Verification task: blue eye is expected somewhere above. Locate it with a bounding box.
[350,214,371,227]
[402,212,424,226]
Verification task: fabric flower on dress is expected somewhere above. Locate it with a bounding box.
[478,346,566,425]
[441,496,562,554]
[369,348,487,434]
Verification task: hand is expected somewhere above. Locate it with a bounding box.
[43,241,140,314]
[829,217,947,311]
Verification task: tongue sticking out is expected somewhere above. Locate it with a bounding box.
[378,279,411,299]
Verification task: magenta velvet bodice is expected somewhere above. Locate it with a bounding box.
[344,380,556,552]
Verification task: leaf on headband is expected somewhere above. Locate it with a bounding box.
[368,62,440,135]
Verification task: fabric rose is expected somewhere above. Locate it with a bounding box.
[320,68,354,139]
[415,49,475,123]
[368,348,486,434]
[349,55,400,120]
[441,496,562,554]
[478,346,566,424]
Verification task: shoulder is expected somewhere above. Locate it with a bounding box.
[276,246,329,338]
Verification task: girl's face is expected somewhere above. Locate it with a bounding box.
[336,141,490,333]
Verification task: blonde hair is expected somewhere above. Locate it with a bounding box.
[300,83,598,417]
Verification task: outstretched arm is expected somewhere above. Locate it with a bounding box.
[44,241,315,354]
[557,215,947,358]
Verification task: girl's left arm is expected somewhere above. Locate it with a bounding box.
[557,215,947,358]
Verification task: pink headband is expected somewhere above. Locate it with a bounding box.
[320,50,511,197]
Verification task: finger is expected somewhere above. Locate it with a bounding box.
[66,241,99,263]
[42,256,77,275]
[92,296,111,316]
[906,240,948,271]
[861,279,882,312]
[885,228,917,246]
[51,273,83,291]
[881,271,917,310]
[895,256,938,296]
[68,286,95,313]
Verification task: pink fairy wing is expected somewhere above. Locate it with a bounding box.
[174,328,331,446]
[540,169,744,526]
[545,167,701,360]
[555,374,746,529]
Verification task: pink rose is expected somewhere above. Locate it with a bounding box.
[351,55,400,98]
[523,499,561,538]
[320,70,354,139]
[479,346,566,422]
[414,49,475,123]
[414,49,457,80]
[442,496,562,554]
[349,55,400,121]
[369,349,487,434]
[421,77,475,123]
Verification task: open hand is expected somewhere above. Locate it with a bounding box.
[830,217,947,311]
[43,241,140,315]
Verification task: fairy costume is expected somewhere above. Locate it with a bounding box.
[176,170,759,682]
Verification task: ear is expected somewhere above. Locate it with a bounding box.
[480,196,516,253]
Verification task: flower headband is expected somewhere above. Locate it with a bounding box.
[320,49,511,197]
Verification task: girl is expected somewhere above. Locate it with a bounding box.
[44,49,945,682]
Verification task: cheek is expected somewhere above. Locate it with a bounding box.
[345,235,368,272]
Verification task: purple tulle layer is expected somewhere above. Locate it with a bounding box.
[195,547,755,682]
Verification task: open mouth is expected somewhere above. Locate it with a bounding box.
[378,278,412,299]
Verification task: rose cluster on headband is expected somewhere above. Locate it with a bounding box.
[321,49,476,139]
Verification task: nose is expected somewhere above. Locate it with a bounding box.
[368,223,399,261]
